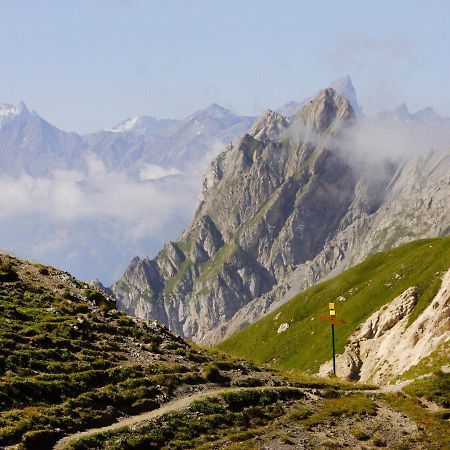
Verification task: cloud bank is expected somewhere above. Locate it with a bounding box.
[0,155,203,283]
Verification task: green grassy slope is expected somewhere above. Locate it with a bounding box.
[0,254,268,448]
[217,237,450,373]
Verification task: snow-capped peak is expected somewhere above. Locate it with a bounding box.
[0,101,30,128]
[111,116,141,133]
[109,115,179,136]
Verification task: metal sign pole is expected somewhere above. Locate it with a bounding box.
[320,302,345,377]
[332,323,336,375]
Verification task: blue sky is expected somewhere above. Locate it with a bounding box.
[1,0,449,132]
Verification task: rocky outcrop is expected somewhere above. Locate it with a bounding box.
[298,88,355,132]
[318,269,450,383]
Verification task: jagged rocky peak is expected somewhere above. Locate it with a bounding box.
[298,88,355,133]
[276,75,361,117]
[329,75,361,116]
[250,88,354,144]
[248,109,289,142]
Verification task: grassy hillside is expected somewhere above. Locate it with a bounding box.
[0,254,278,448]
[217,237,450,373]
[2,250,448,450]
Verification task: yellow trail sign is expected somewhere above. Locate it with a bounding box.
[320,305,347,376]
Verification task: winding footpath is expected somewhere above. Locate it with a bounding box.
[53,386,276,449]
[53,379,418,450]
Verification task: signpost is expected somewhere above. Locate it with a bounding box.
[320,303,346,375]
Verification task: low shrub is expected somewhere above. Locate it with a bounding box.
[351,427,371,441]
[191,398,224,415]
[22,429,60,449]
[203,365,222,383]
[0,262,18,282]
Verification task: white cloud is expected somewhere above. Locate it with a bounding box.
[0,154,204,282]
[337,117,450,163]
[0,157,198,230]
[139,163,182,180]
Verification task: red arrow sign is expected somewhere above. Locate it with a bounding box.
[319,314,346,326]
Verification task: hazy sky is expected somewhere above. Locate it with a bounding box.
[1,0,449,132]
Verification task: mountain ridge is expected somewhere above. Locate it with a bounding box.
[113,84,450,345]
[0,101,254,176]
[112,88,362,340]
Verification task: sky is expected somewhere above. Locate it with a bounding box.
[1,0,449,133]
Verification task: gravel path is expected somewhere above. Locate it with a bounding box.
[53,386,281,449]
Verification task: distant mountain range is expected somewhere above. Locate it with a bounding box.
[109,115,179,135]
[0,101,254,177]
[375,102,448,123]
[0,101,255,282]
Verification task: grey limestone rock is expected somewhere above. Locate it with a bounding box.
[112,88,450,345]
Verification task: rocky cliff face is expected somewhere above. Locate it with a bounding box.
[207,149,450,344]
[113,89,356,339]
[282,148,450,295]
[277,75,361,117]
[318,268,450,383]
[113,87,450,345]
